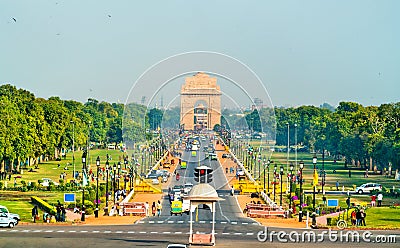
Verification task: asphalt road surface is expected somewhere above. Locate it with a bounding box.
[1,137,399,247]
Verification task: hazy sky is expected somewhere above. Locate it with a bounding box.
[1,0,399,108]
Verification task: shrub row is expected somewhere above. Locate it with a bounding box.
[31,196,56,215]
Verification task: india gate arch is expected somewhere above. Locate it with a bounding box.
[180,72,221,131]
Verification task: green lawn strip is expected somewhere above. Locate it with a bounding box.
[359,207,400,229]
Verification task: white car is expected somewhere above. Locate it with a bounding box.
[356,183,382,194]
[0,205,20,225]
[0,212,17,228]
[41,178,59,187]
[151,179,160,185]
[183,183,193,194]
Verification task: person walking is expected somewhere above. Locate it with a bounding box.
[360,209,366,226]
[336,181,339,191]
[56,200,61,222]
[377,192,383,207]
[61,205,66,222]
[351,210,357,226]
[144,202,149,217]
[230,186,235,196]
[151,202,156,216]
[31,206,38,223]
[356,209,362,226]
[371,194,377,207]
[156,200,162,217]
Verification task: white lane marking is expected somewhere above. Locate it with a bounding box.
[0,230,7,232]
[177,220,184,223]
[139,231,146,234]
[199,221,205,224]
[92,231,99,233]
[157,221,164,223]
[163,231,171,234]
[10,230,19,232]
[174,231,182,234]
[138,221,145,223]
[222,232,230,235]
[221,221,227,224]
[246,232,254,235]
[69,230,76,233]
[21,230,30,232]
[45,230,54,233]
[167,220,174,223]
[234,232,242,235]
[115,231,123,233]
[104,231,111,233]
[242,222,248,225]
[231,221,237,225]
[127,231,135,234]
[80,230,88,233]
[151,231,158,234]
[57,230,65,233]
[149,221,154,223]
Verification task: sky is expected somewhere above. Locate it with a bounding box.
[1,0,399,108]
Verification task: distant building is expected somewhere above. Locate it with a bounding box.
[180,73,221,131]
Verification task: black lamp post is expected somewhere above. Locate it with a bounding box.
[95,156,100,218]
[113,163,117,204]
[117,162,121,190]
[263,158,266,193]
[81,152,86,222]
[312,154,317,227]
[299,161,304,222]
[273,164,277,202]
[280,165,284,207]
[267,160,272,194]
[289,163,294,214]
[104,160,109,216]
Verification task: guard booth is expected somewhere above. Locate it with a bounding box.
[186,184,223,246]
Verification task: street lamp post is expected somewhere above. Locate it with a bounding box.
[113,163,117,204]
[273,164,277,202]
[312,155,317,227]
[263,158,266,193]
[117,162,121,190]
[95,156,100,218]
[71,121,75,180]
[299,161,304,222]
[267,160,271,194]
[289,163,294,214]
[280,165,284,207]
[104,160,109,216]
[81,152,86,222]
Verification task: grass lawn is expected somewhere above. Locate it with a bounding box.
[362,207,400,229]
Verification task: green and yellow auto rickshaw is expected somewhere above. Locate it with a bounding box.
[170,200,183,216]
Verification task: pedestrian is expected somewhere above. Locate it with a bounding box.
[56,200,61,221]
[61,205,66,222]
[151,202,156,216]
[356,209,362,226]
[156,200,162,217]
[348,170,352,178]
[351,210,357,226]
[377,192,383,207]
[346,197,351,209]
[336,181,339,191]
[144,202,149,217]
[231,186,235,196]
[32,206,38,223]
[371,194,377,207]
[322,195,327,205]
[360,209,366,226]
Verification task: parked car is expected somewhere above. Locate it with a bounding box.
[151,178,160,185]
[0,205,20,225]
[236,169,245,176]
[40,178,59,187]
[183,183,193,194]
[208,153,217,161]
[222,153,231,158]
[355,183,382,194]
[0,212,17,228]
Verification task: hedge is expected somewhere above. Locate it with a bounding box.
[31,196,56,215]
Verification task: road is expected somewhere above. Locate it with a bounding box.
[1,136,399,247]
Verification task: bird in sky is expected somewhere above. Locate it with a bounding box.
[12,18,17,22]
[108,14,111,18]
